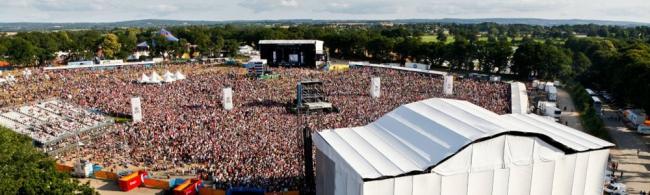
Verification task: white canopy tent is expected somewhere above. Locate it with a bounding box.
[139,74,150,83]
[510,82,529,114]
[313,98,613,195]
[149,71,162,84]
[174,71,186,80]
[163,72,176,83]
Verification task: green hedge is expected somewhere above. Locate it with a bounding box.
[565,82,611,141]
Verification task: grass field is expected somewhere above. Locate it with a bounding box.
[420,35,561,45]
[420,35,455,44]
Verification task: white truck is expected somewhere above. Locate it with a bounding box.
[538,101,561,119]
[548,86,557,101]
[623,109,650,134]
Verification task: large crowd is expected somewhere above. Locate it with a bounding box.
[0,64,509,191]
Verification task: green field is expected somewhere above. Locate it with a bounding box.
[420,35,455,44]
[420,35,560,45]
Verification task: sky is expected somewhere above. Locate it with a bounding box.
[0,0,649,23]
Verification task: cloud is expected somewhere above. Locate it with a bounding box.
[317,1,400,15]
[238,0,300,13]
[0,0,649,23]
[417,0,566,16]
[32,0,107,12]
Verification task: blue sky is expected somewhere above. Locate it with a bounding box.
[0,0,648,23]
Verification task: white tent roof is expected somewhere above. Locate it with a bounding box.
[139,74,150,83]
[313,98,613,180]
[149,71,162,83]
[510,82,529,114]
[174,71,186,80]
[163,73,176,83]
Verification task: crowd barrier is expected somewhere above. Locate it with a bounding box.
[55,164,300,194]
[199,188,226,195]
[94,170,119,180]
[55,164,73,173]
[144,178,170,189]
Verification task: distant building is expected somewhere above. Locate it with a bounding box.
[238,45,259,56]
[128,42,150,61]
[258,40,327,68]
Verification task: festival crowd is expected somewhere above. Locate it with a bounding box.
[0,65,509,191]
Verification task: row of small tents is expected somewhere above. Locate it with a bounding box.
[139,71,186,84]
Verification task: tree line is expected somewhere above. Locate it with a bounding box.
[0,23,648,110]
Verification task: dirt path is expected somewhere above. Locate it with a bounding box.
[556,87,583,131]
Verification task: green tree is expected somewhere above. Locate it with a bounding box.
[223,39,239,57]
[99,33,121,59]
[444,37,474,71]
[367,36,395,62]
[0,126,97,194]
[436,31,448,43]
[572,52,592,77]
[7,38,37,66]
[213,36,225,57]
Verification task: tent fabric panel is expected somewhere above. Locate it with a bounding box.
[347,170,363,195]
[584,149,609,195]
[354,126,422,173]
[412,172,441,195]
[471,135,506,172]
[432,145,473,175]
[467,170,494,195]
[533,137,565,162]
[317,131,380,178]
[367,123,431,169]
[492,168,510,195]
[335,128,403,176]
[393,176,413,195]
[314,98,613,180]
[315,149,334,195]
[507,165,533,195]
[552,154,577,195]
[504,135,535,166]
[440,173,468,195]
[373,113,456,163]
[571,152,590,195]
[362,179,394,195]
[530,161,556,195]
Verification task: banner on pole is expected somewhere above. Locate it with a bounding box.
[130,97,143,122]
[223,87,233,110]
[444,75,454,95]
[370,77,381,98]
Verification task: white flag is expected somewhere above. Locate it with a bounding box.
[131,97,143,122]
[223,87,233,110]
[370,77,381,98]
[444,75,454,95]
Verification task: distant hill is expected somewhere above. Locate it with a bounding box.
[0,18,648,32]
